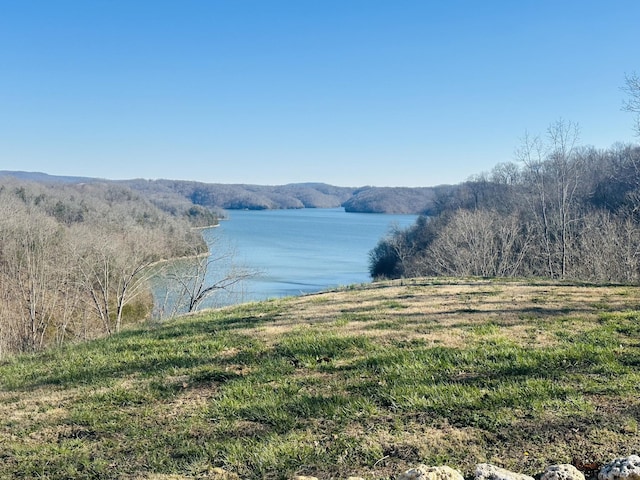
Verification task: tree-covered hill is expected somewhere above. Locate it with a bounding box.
[370,128,640,284]
[370,76,640,280]
[0,178,210,356]
[343,185,456,214]
[0,171,446,214]
[131,180,355,210]
[115,179,450,214]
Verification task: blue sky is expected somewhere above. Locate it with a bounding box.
[1,1,639,187]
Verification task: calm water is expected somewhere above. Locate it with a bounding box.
[199,208,417,306]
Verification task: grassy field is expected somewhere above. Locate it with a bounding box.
[1,278,639,479]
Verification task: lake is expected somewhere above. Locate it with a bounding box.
[196,207,418,307]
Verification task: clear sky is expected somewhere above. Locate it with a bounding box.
[1,1,639,187]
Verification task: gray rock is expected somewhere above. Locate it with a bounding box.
[541,464,585,480]
[599,456,640,480]
[398,465,465,480]
[475,463,535,480]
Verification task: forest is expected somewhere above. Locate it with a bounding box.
[117,179,445,214]
[370,74,640,281]
[1,172,445,214]
[0,179,213,357]
[370,123,640,283]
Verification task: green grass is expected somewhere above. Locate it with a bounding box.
[1,280,640,479]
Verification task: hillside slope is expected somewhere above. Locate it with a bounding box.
[1,279,639,479]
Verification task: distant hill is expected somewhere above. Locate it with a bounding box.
[343,187,438,214]
[0,171,449,214]
[120,179,355,211]
[0,170,99,184]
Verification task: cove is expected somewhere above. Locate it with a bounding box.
[200,207,418,306]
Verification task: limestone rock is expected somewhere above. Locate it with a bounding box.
[599,456,640,480]
[475,463,535,480]
[398,465,465,480]
[542,464,585,480]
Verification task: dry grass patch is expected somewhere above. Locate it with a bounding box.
[0,386,75,432]
[265,279,639,350]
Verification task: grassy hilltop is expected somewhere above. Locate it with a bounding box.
[1,279,639,479]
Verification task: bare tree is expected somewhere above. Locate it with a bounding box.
[0,198,66,351]
[422,209,529,278]
[547,119,582,278]
[517,131,555,277]
[52,255,86,346]
[623,72,640,136]
[72,222,163,335]
[491,162,521,186]
[574,211,640,283]
[517,120,582,278]
[384,223,419,276]
[0,191,25,355]
[154,235,255,318]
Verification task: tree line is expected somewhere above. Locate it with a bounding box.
[0,179,213,357]
[371,74,640,282]
[3,173,446,214]
[371,116,640,283]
